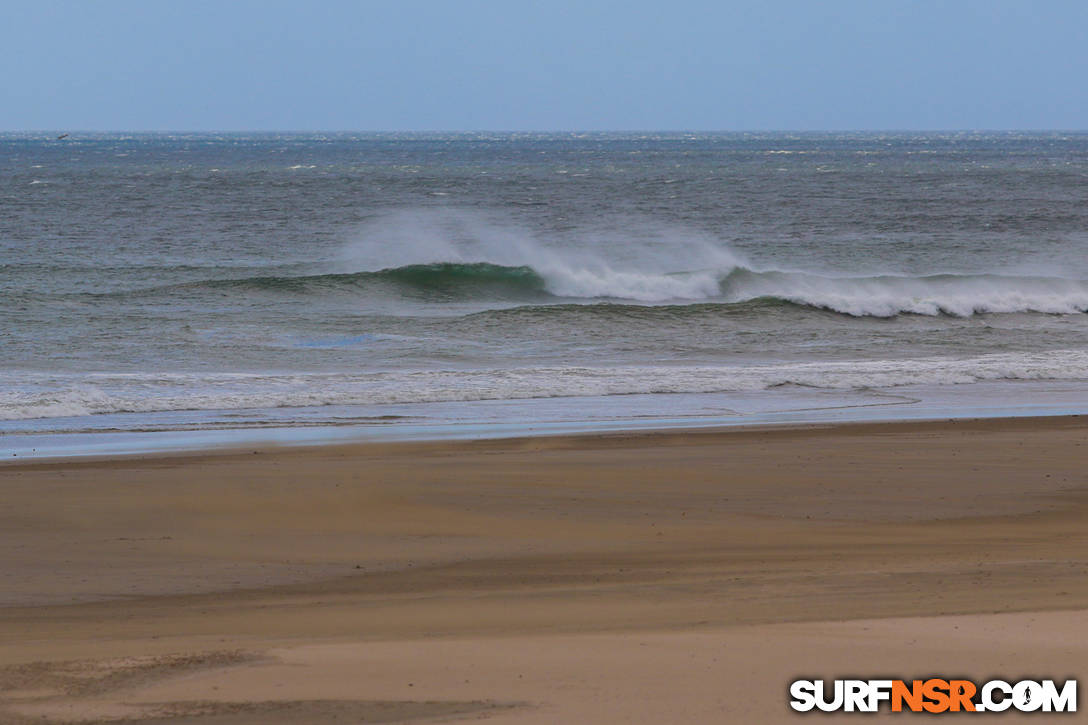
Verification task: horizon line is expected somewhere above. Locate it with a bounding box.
[5,128,1088,135]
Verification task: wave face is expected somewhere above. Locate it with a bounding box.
[154,261,724,304]
[136,263,1088,318]
[198,262,550,301]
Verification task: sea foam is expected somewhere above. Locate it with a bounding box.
[5,350,1088,420]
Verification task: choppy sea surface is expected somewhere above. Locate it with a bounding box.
[3,132,1088,454]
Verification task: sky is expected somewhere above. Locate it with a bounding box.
[2,0,1087,131]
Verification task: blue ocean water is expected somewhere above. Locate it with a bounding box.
[2,132,1088,443]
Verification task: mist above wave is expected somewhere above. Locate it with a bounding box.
[339,208,742,302]
[48,209,1088,316]
[266,208,1088,314]
[120,262,1088,318]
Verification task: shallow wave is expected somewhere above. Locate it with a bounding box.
[719,269,1088,317]
[71,261,1088,316]
[5,350,1088,420]
[462,298,795,321]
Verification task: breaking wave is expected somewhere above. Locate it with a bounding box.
[112,263,1088,317]
[718,269,1088,317]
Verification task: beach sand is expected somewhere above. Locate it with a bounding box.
[1,416,1087,722]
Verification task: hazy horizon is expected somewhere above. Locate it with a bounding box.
[9,128,1088,134]
[3,0,1087,132]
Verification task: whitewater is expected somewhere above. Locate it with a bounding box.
[85,261,1088,317]
[3,131,1088,443]
[4,349,1088,422]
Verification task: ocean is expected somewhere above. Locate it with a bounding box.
[3,131,1088,453]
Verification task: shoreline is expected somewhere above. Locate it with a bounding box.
[5,378,1088,461]
[3,410,1087,468]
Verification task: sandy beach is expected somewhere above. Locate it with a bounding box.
[2,416,1087,723]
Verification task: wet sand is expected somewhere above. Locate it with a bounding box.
[2,416,1087,722]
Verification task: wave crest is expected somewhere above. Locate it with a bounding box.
[720,269,1088,317]
[94,261,1088,317]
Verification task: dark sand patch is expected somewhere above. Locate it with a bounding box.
[0,652,260,700]
[10,699,519,724]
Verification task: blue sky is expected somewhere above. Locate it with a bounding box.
[3,0,1086,131]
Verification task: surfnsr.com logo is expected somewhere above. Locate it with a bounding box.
[789,679,1077,713]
